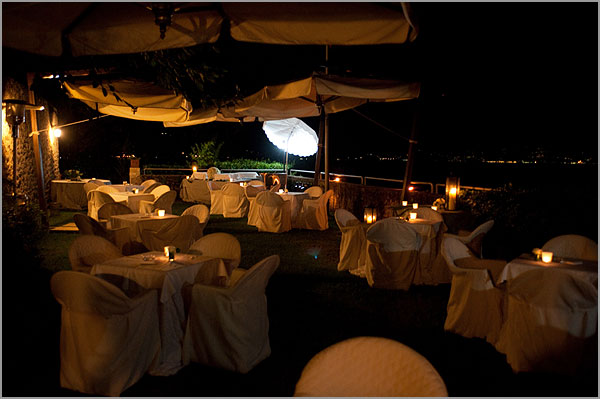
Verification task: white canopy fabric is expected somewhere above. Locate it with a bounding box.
[164,74,420,127]
[262,118,318,157]
[3,3,417,57]
[63,80,192,122]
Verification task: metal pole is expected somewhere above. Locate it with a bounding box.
[12,126,19,196]
[401,98,421,202]
[28,73,48,214]
[324,113,330,192]
[313,99,325,187]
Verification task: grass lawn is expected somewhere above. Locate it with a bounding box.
[3,201,597,396]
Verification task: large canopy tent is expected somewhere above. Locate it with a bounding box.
[3,2,421,205]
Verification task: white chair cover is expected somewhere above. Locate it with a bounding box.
[189,232,241,275]
[206,166,221,180]
[221,183,249,218]
[87,190,118,221]
[294,189,333,230]
[494,268,598,374]
[83,182,99,195]
[180,178,211,205]
[293,336,448,397]
[140,179,157,190]
[68,235,123,273]
[73,213,131,253]
[51,271,160,397]
[208,180,225,215]
[364,218,421,290]
[304,186,323,198]
[255,191,292,233]
[444,220,494,258]
[149,184,170,199]
[441,237,505,345]
[141,215,199,253]
[182,255,280,373]
[245,185,266,226]
[334,209,366,276]
[138,190,177,215]
[181,204,210,240]
[142,182,161,193]
[96,185,120,194]
[98,202,133,228]
[542,234,598,261]
[248,179,265,187]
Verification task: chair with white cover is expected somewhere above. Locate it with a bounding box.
[96,184,121,194]
[181,204,210,240]
[140,214,199,253]
[180,178,211,205]
[83,182,100,196]
[148,184,171,199]
[294,189,333,231]
[245,184,266,226]
[142,181,162,194]
[444,220,494,258]
[541,234,598,261]
[293,336,448,397]
[140,179,157,190]
[208,180,225,215]
[97,202,133,228]
[50,271,160,396]
[138,190,177,215]
[334,209,366,276]
[221,182,249,218]
[304,185,323,198]
[68,235,123,273]
[441,237,505,345]
[182,254,280,374]
[189,232,241,277]
[87,190,122,221]
[494,268,598,374]
[364,218,421,290]
[254,191,292,233]
[74,213,130,253]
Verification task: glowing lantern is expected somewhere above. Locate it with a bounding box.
[192,165,198,172]
[402,201,408,206]
[412,203,419,209]
[157,209,165,217]
[431,206,437,211]
[364,208,377,224]
[445,177,460,211]
[409,212,417,220]
[541,251,553,263]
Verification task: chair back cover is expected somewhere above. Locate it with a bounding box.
[182,255,280,373]
[74,213,106,237]
[141,214,199,252]
[244,184,265,198]
[98,202,133,227]
[180,178,210,204]
[295,189,333,230]
[365,218,421,290]
[495,268,598,374]
[140,179,157,189]
[87,190,116,220]
[181,204,210,240]
[150,184,171,199]
[96,185,120,194]
[542,234,598,261]
[189,232,241,274]
[255,191,292,233]
[221,183,249,218]
[248,179,265,187]
[304,185,323,198]
[68,234,123,273]
[139,190,177,215]
[334,209,366,273]
[294,336,448,397]
[246,185,266,226]
[143,181,162,193]
[83,182,99,195]
[50,271,160,396]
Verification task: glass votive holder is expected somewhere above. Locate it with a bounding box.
[157,209,165,217]
[278,189,284,194]
[133,188,139,194]
[412,203,419,209]
[402,201,408,206]
[409,212,417,220]
[541,251,553,263]
[122,181,127,185]
[164,246,176,262]
[431,205,437,211]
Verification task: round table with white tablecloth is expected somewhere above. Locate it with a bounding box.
[51,178,111,210]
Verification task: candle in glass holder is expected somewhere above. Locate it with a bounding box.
[402,200,408,206]
[409,212,417,220]
[123,181,127,185]
[164,246,176,262]
[412,203,419,209]
[157,209,165,217]
[431,205,437,211]
[192,165,198,172]
[278,189,284,194]
[541,251,553,263]
[133,188,139,194]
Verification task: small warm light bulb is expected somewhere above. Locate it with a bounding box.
[51,128,61,138]
[334,177,340,182]
[412,203,419,209]
[192,165,197,172]
[449,187,457,195]
[409,212,417,220]
[408,186,414,191]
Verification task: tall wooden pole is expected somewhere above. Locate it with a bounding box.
[27,73,48,216]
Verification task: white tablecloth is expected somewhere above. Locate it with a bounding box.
[110,184,145,192]
[497,255,598,287]
[109,192,155,213]
[278,192,309,223]
[91,251,228,376]
[51,178,110,210]
[111,213,179,242]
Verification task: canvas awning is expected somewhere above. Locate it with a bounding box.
[163,74,420,127]
[63,80,192,123]
[2,3,417,57]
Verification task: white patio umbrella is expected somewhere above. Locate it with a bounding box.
[263,118,318,190]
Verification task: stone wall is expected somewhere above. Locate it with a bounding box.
[2,77,60,207]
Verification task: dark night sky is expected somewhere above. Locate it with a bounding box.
[9,2,597,177]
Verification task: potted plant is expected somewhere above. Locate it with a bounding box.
[63,169,82,181]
